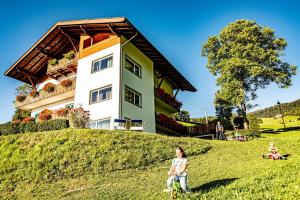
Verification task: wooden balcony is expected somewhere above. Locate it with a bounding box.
[154,87,182,113]
[15,80,76,110]
[47,53,78,79]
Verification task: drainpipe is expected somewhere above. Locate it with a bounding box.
[119,32,138,119]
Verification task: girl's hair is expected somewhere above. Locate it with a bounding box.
[176,147,187,158]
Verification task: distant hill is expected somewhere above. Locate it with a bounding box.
[252,98,300,118]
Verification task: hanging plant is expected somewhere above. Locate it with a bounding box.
[16,95,26,102]
[29,90,39,97]
[56,108,69,117]
[42,83,55,93]
[48,58,58,66]
[63,50,75,60]
[60,79,73,88]
[38,109,53,121]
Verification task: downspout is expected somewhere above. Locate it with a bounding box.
[119,32,138,119]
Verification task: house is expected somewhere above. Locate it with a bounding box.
[4,17,196,133]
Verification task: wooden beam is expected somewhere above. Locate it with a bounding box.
[80,25,92,36]
[59,26,78,53]
[37,47,56,58]
[174,89,180,97]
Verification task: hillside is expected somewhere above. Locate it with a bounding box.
[252,98,300,118]
[1,124,300,199]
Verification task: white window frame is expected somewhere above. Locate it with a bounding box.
[90,118,111,130]
[91,54,113,74]
[89,85,112,104]
[125,56,142,78]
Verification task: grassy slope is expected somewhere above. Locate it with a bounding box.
[1,117,300,199]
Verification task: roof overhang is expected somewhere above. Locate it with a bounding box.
[4,17,197,92]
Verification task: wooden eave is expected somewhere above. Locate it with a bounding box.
[4,17,196,92]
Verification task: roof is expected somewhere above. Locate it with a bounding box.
[4,17,197,92]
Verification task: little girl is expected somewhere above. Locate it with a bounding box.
[263,142,286,160]
[164,147,192,193]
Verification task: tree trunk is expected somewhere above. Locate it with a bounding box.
[241,103,249,129]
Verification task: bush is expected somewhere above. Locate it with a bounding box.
[38,119,69,132]
[39,109,53,121]
[55,108,69,117]
[0,123,20,135]
[42,83,55,93]
[69,107,90,128]
[60,79,73,88]
[22,117,35,123]
[12,109,31,121]
[19,121,38,133]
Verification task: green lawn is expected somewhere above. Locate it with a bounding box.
[1,117,300,199]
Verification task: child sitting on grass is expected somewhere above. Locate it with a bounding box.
[163,147,192,193]
[263,142,287,160]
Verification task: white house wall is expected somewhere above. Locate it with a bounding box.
[74,43,121,129]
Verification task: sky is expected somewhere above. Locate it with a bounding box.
[0,0,300,123]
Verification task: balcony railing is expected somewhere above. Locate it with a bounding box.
[15,80,76,110]
[47,53,79,79]
[154,87,182,111]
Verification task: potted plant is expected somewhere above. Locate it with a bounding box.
[29,90,39,97]
[16,95,26,102]
[48,58,58,66]
[42,83,55,93]
[60,79,73,88]
[63,50,75,60]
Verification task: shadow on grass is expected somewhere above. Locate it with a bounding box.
[261,126,300,134]
[192,178,239,193]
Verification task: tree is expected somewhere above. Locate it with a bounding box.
[215,98,233,130]
[175,110,190,122]
[202,19,297,129]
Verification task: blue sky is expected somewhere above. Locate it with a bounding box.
[0,0,299,123]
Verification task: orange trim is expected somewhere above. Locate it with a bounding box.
[79,36,120,59]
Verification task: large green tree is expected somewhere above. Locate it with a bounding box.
[202,19,297,128]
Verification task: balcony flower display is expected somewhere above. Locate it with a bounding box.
[29,90,39,97]
[48,58,58,66]
[154,88,182,110]
[63,50,75,60]
[60,79,73,88]
[39,109,53,121]
[42,83,56,93]
[16,95,26,102]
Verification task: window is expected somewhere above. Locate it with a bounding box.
[125,87,142,107]
[65,103,74,109]
[92,55,113,73]
[90,86,112,104]
[90,118,111,130]
[125,57,141,78]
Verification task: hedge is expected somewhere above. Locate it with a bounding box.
[0,119,69,135]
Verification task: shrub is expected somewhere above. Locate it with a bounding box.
[16,95,26,102]
[12,109,31,121]
[29,90,39,97]
[63,50,75,60]
[60,79,73,88]
[38,119,69,132]
[39,109,53,121]
[69,107,90,128]
[19,121,38,133]
[56,108,69,117]
[42,83,55,93]
[0,123,20,135]
[22,117,35,123]
[48,58,58,66]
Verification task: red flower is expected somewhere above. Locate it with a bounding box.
[42,83,56,93]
